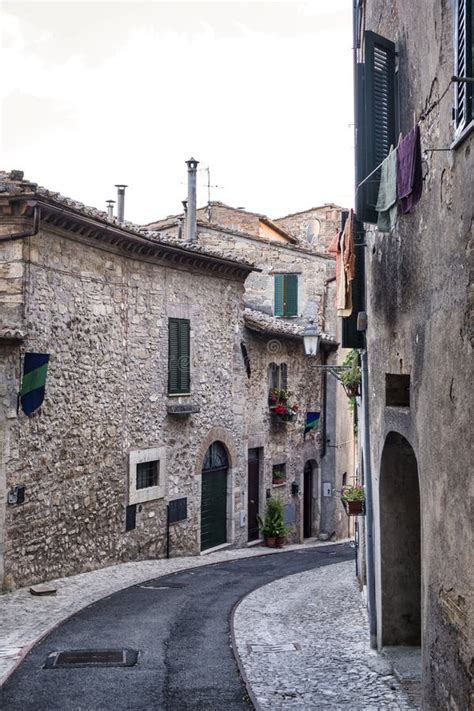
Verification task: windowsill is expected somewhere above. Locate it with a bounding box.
[272,482,287,488]
[451,120,474,150]
[167,392,192,398]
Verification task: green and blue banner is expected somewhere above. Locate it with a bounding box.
[20,353,49,416]
[304,411,320,438]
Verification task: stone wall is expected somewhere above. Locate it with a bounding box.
[0,224,248,588]
[274,205,343,254]
[361,2,473,708]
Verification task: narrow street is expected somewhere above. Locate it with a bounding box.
[1,546,351,711]
[0,544,418,711]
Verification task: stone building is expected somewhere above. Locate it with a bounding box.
[0,171,256,589]
[0,167,353,590]
[352,1,473,708]
[147,190,354,544]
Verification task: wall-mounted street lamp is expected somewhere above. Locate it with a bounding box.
[303,320,352,383]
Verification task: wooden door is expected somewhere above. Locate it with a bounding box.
[247,449,260,542]
[201,443,228,551]
[303,462,313,538]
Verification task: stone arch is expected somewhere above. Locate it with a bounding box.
[195,426,237,473]
[379,431,421,646]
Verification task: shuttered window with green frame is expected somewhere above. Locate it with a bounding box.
[168,318,191,394]
[274,274,298,317]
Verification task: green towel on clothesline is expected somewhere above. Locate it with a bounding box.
[376,147,397,232]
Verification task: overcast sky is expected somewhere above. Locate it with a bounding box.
[1,0,354,224]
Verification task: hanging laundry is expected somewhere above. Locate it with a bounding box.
[397,125,423,214]
[337,209,355,317]
[376,147,398,231]
[328,230,341,307]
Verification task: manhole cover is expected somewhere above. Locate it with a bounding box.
[44,649,139,669]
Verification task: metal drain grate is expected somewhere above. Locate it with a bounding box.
[247,643,301,653]
[139,582,186,590]
[44,648,139,669]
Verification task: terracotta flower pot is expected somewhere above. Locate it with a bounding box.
[275,536,286,548]
[265,536,276,547]
[345,500,364,515]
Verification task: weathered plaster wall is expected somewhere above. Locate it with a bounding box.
[0,226,248,588]
[363,2,473,708]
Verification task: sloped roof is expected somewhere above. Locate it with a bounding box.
[243,308,337,346]
[0,171,255,272]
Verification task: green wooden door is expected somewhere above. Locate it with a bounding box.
[201,443,228,551]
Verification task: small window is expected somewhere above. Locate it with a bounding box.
[268,362,287,391]
[454,0,474,137]
[385,374,410,407]
[129,447,166,505]
[274,274,298,317]
[272,463,287,485]
[136,460,159,490]
[168,318,190,394]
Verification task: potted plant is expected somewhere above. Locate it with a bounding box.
[340,350,361,401]
[340,484,365,516]
[272,468,286,485]
[257,496,289,547]
[268,388,299,422]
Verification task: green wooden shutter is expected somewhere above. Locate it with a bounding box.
[168,319,180,394]
[168,318,190,394]
[178,319,190,393]
[284,274,298,316]
[274,274,284,316]
[356,31,396,223]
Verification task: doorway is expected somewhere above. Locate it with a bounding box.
[247,448,260,542]
[201,442,228,551]
[380,432,421,645]
[303,461,313,538]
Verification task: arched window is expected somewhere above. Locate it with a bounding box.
[202,442,229,471]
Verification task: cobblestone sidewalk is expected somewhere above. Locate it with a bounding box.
[233,560,419,710]
[0,539,331,686]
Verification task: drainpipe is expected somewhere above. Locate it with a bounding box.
[0,203,40,242]
[114,184,127,222]
[361,349,377,648]
[106,200,115,219]
[185,157,199,241]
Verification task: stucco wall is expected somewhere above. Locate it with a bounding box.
[362,2,473,708]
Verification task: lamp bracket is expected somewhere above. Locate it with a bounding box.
[309,364,352,383]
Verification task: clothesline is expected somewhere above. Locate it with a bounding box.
[355,76,455,196]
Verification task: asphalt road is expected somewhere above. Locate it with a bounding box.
[1,544,353,711]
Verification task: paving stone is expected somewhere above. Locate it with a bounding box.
[233,560,420,710]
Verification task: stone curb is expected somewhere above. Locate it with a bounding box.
[0,539,350,687]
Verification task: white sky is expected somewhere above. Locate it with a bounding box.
[1,0,354,224]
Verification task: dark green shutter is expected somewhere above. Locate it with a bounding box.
[168,318,190,394]
[455,0,473,132]
[179,319,190,393]
[284,274,298,316]
[356,31,396,223]
[274,274,284,316]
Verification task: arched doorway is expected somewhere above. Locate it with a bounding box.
[201,442,228,551]
[380,432,421,645]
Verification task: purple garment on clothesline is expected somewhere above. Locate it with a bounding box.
[396,125,423,214]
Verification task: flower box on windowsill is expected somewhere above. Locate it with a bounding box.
[167,403,201,416]
[272,479,287,487]
[270,408,297,423]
